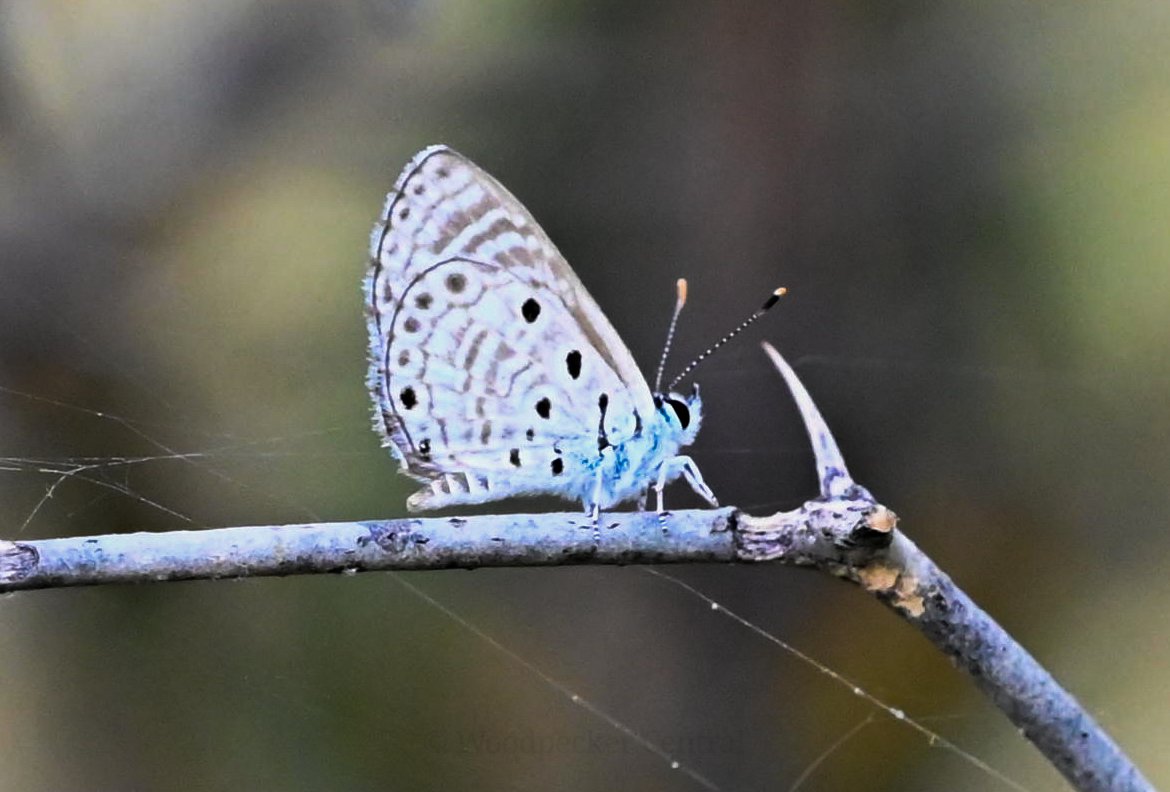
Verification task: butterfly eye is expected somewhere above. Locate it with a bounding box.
[665,397,691,429]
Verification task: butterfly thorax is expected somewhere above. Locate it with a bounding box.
[559,387,702,510]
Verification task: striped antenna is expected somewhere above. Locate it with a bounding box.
[653,278,688,393]
[666,286,786,391]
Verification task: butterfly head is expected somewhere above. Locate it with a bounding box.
[654,383,702,444]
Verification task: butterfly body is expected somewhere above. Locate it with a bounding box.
[365,145,716,516]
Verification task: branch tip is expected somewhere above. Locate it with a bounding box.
[866,505,898,534]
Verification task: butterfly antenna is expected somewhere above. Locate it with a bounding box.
[666,286,787,391]
[653,278,688,393]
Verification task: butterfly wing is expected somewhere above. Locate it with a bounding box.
[365,146,656,510]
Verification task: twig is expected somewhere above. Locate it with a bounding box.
[0,510,737,589]
[0,344,1153,792]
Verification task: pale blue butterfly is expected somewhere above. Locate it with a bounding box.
[365,145,780,520]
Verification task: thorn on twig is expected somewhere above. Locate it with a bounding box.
[761,342,871,502]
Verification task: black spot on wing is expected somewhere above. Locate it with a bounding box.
[566,350,582,379]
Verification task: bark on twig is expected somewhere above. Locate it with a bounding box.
[0,510,738,590]
[0,344,1152,792]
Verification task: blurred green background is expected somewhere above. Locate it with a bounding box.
[1,2,1168,790]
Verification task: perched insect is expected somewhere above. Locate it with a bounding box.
[365,145,781,522]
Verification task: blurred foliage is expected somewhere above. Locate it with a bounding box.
[1,1,1168,790]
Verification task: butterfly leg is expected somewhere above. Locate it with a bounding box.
[678,455,718,507]
[587,469,604,542]
[654,466,671,532]
[655,455,719,513]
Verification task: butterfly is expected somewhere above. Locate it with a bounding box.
[365,145,775,521]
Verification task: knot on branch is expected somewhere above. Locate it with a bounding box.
[837,504,899,549]
[362,521,430,554]
[0,540,39,583]
[734,500,896,563]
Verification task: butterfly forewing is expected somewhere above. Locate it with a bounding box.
[366,146,653,508]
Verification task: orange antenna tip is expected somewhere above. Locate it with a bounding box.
[655,277,690,393]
